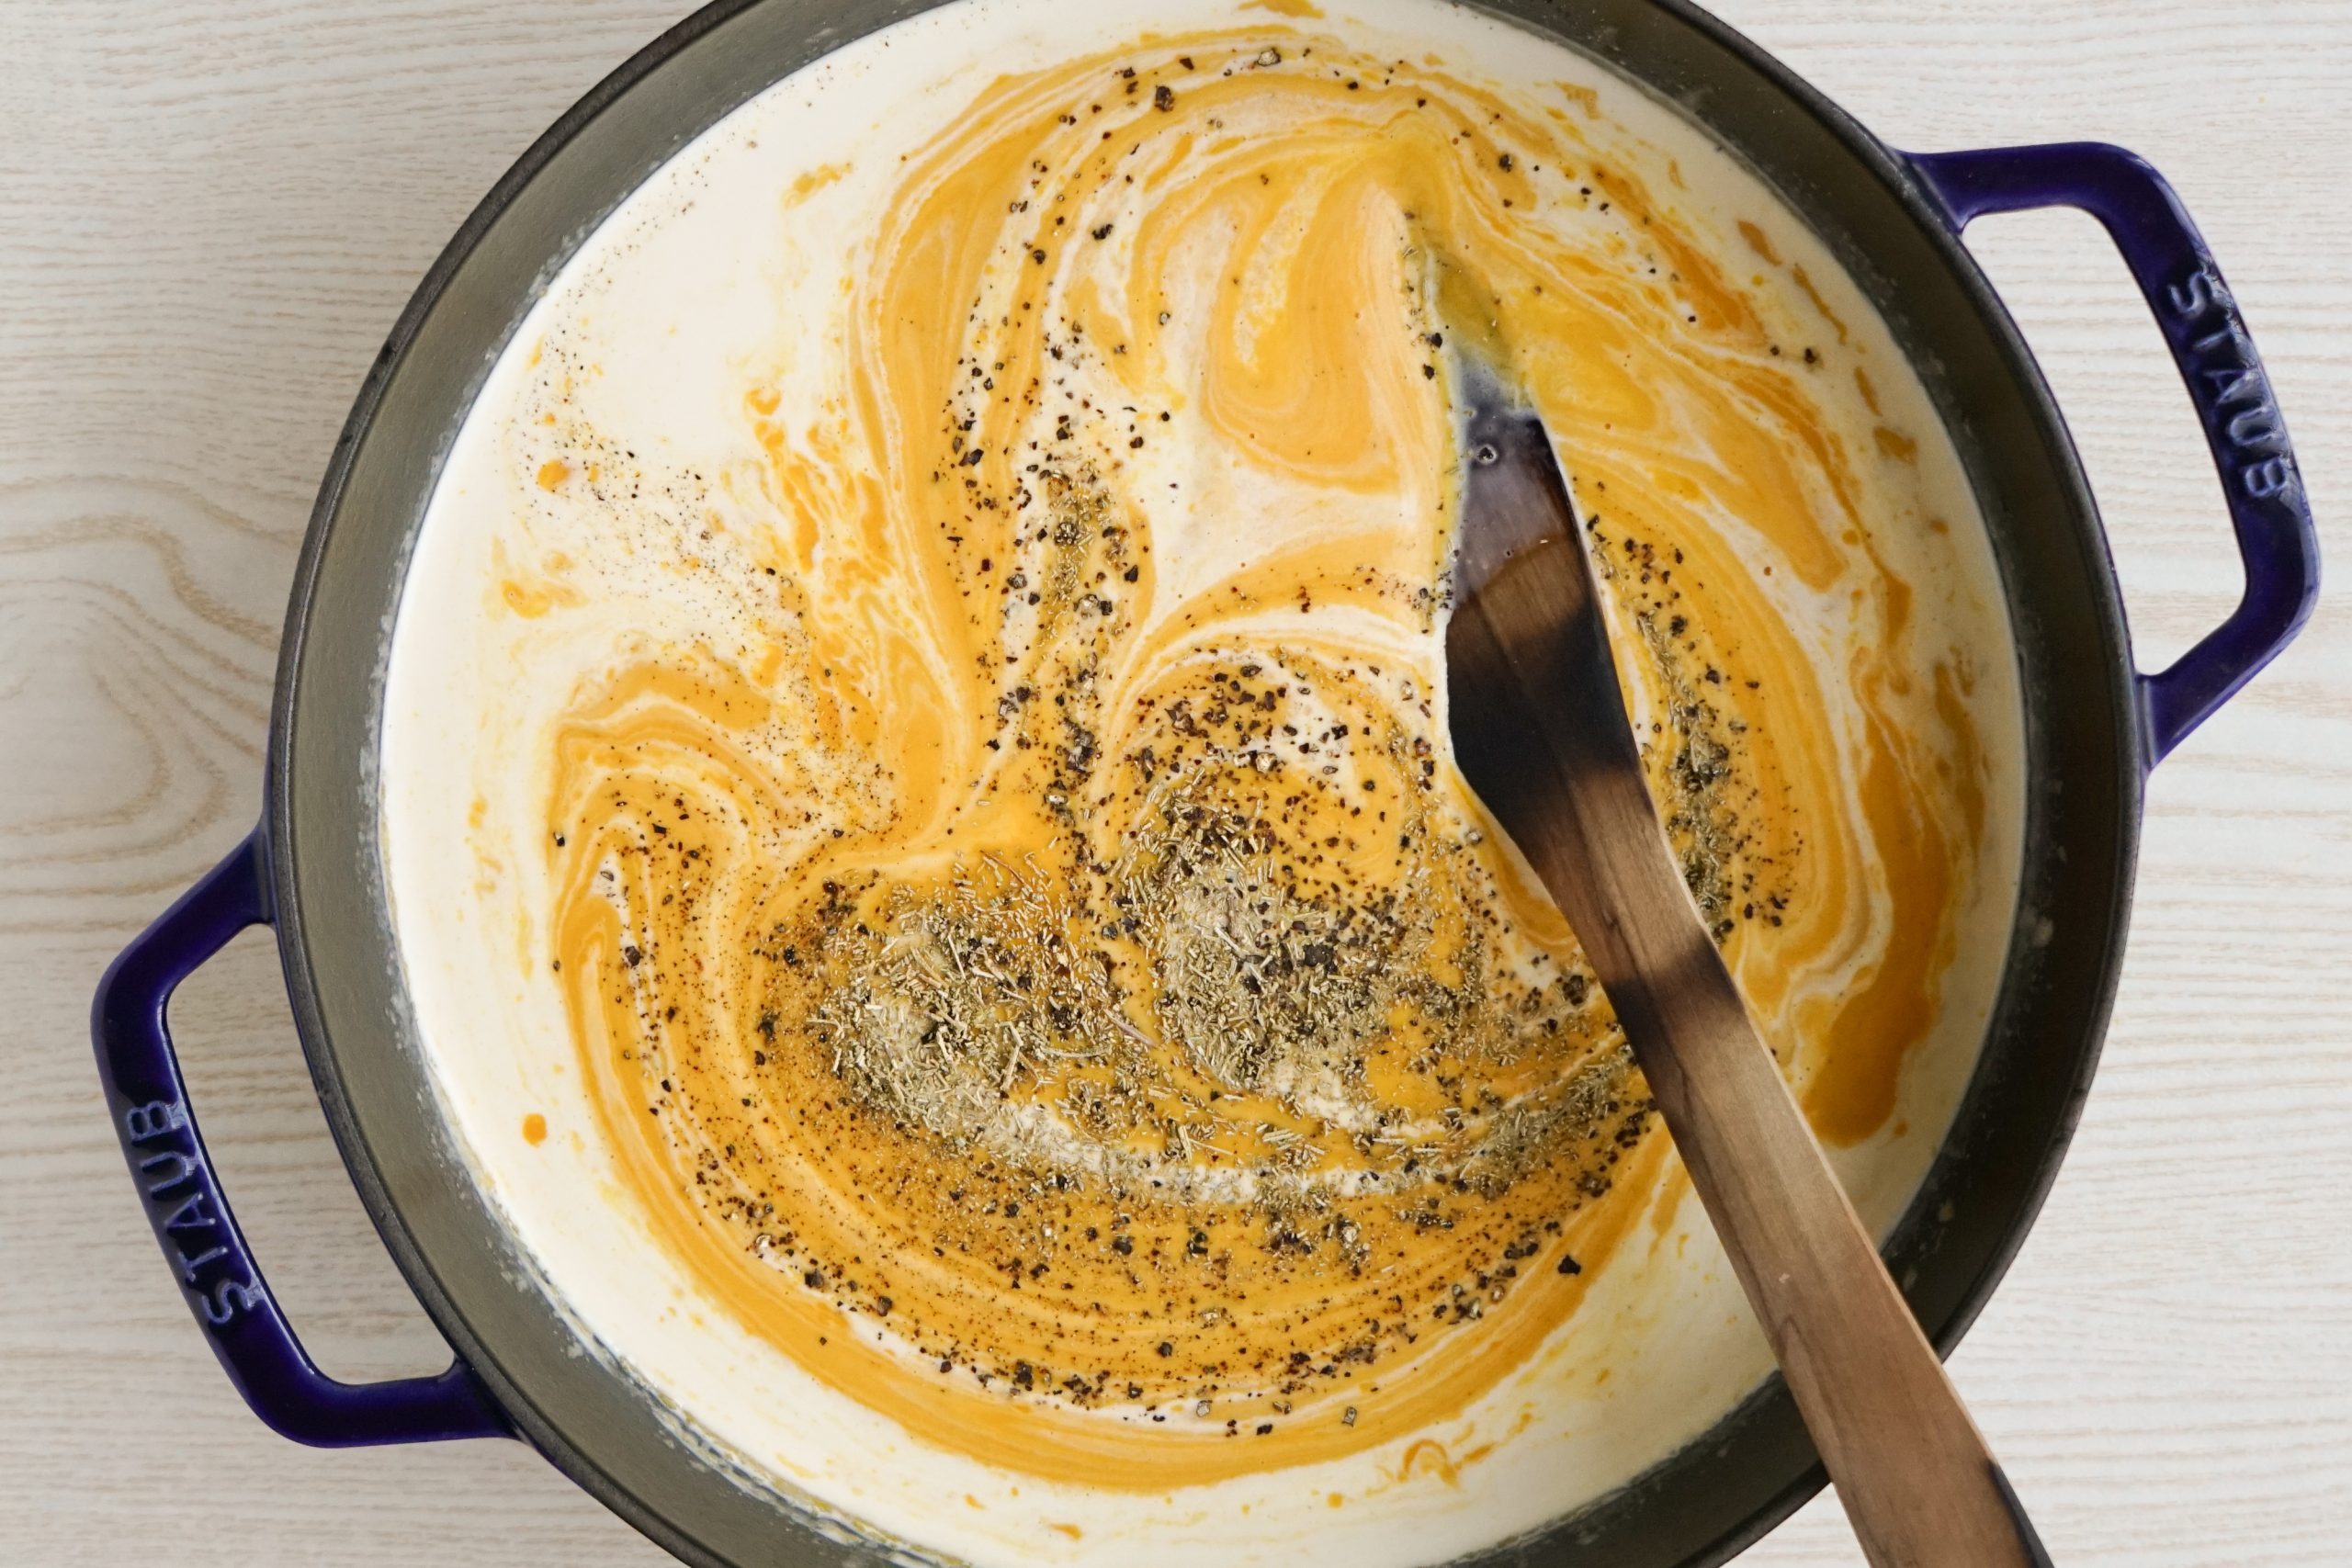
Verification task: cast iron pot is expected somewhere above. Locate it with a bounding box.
[91,2,2320,1563]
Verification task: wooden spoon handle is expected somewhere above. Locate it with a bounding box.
[1511,735,2051,1567]
[1608,865,2051,1568]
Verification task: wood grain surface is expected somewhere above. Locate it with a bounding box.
[2,2,2344,1563]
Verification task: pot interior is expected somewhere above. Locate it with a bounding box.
[271,1,2140,1564]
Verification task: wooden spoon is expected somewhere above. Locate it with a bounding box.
[1443,355,2049,1568]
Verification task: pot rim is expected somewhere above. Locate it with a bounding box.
[263,3,2142,1564]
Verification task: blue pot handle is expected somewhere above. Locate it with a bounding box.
[91,829,511,1446]
[1905,142,2319,765]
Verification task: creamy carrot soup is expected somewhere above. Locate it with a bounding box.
[381,1,2021,1561]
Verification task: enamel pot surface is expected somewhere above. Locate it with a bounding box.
[91,2,2318,1565]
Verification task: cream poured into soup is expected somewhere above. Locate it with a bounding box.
[381,1,2021,1562]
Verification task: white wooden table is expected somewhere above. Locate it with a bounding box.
[4,2,2345,1562]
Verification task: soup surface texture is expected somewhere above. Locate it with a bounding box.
[381,1,2021,1562]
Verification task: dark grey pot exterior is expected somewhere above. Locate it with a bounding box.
[266,3,2148,1565]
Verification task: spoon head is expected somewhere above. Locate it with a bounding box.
[1443,358,1648,875]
